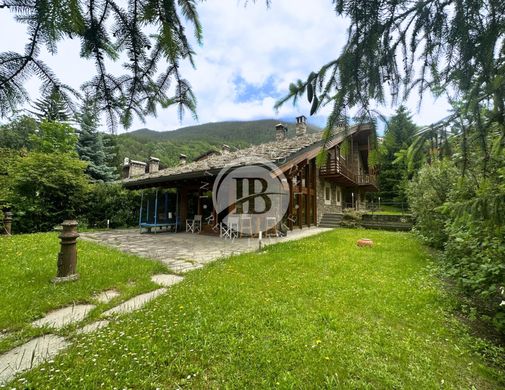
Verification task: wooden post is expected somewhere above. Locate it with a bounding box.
[179,187,188,223]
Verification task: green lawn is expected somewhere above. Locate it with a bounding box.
[0,233,167,352]
[368,205,410,215]
[5,229,503,389]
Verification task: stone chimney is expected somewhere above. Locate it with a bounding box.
[222,144,230,154]
[275,123,287,141]
[334,119,346,134]
[122,157,147,178]
[179,154,187,165]
[295,115,307,136]
[148,157,160,173]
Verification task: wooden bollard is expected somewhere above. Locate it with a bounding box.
[53,220,80,283]
[2,211,12,235]
[357,238,373,247]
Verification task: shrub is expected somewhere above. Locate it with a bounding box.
[407,160,458,248]
[82,183,141,229]
[9,151,89,233]
[340,208,365,228]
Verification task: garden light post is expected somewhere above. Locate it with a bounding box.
[54,220,80,283]
[2,211,12,235]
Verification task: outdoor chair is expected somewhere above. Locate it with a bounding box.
[240,214,253,237]
[220,216,239,239]
[186,215,202,233]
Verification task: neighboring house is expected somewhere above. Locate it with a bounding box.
[122,116,378,231]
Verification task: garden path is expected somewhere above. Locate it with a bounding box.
[80,228,330,272]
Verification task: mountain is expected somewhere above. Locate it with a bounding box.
[115,119,321,168]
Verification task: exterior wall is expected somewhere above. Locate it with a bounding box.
[315,169,343,224]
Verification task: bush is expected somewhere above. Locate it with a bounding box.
[408,160,505,335]
[340,208,365,228]
[82,183,141,229]
[9,151,89,233]
[407,160,458,249]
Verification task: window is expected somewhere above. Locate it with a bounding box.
[324,183,331,205]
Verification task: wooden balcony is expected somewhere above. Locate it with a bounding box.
[356,173,378,187]
[319,156,357,185]
[319,157,378,189]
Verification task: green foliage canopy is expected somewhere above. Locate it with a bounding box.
[276,0,504,146]
[0,0,202,130]
[9,151,89,232]
[29,120,78,154]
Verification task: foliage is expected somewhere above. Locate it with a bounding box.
[76,97,117,182]
[275,1,504,169]
[0,115,38,150]
[444,219,505,333]
[29,120,78,154]
[407,159,458,249]
[82,183,141,229]
[6,229,503,388]
[340,208,365,228]
[0,232,167,352]
[379,106,417,202]
[30,86,73,121]
[8,151,89,232]
[408,157,505,334]
[0,147,20,209]
[0,0,202,130]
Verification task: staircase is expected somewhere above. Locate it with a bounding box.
[318,213,343,228]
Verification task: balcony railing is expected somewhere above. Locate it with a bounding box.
[319,156,356,182]
[320,157,377,187]
[356,174,378,186]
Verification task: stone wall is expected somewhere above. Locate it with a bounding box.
[361,214,413,231]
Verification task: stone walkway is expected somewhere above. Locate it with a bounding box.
[0,273,183,385]
[81,227,330,272]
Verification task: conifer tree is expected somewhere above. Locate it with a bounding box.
[0,0,201,131]
[275,0,504,163]
[30,86,73,122]
[378,106,417,202]
[76,97,117,182]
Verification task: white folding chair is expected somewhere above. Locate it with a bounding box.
[220,216,239,239]
[186,215,202,233]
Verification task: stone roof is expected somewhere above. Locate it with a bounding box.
[123,132,323,185]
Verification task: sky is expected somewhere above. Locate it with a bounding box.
[0,0,453,133]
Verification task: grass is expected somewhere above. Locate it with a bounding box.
[5,229,503,389]
[0,232,167,352]
[368,205,410,215]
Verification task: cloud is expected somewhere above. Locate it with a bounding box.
[0,0,451,132]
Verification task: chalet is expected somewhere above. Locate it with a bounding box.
[122,116,378,232]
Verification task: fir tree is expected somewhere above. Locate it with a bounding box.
[0,0,201,131]
[275,0,505,168]
[30,86,74,122]
[378,106,417,203]
[76,98,117,182]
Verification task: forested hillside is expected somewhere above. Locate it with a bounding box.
[116,119,321,167]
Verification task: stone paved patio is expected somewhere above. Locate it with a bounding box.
[81,227,330,273]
